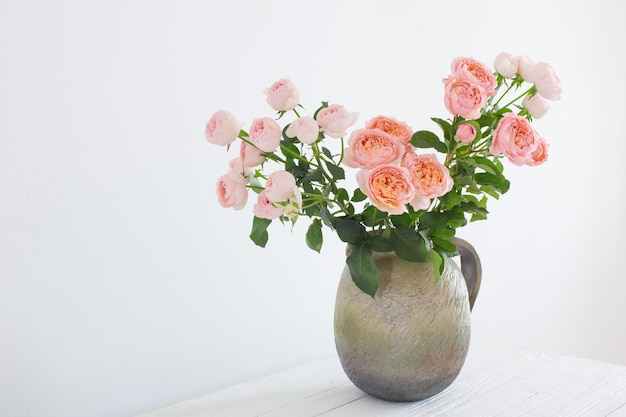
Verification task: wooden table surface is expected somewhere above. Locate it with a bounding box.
[135,340,626,416]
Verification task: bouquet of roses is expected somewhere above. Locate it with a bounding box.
[204,52,561,297]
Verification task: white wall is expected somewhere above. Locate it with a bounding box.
[1,1,624,416]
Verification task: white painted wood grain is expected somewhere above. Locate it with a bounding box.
[135,340,626,417]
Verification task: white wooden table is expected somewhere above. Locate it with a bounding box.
[135,340,626,416]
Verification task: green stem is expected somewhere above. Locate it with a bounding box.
[490,80,517,109]
[301,193,350,217]
[311,142,335,185]
[495,86,535,112]
[445,142,460,167]
[279,142,317,167]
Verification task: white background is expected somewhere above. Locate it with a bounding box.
[1,1,625,416]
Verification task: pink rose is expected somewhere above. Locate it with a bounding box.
[265,170,296,202]
[249,117,282,153]
[532,62,562,101]
[517,55,536,82]
[493,52,518,78]
[216,172,248,210]
[443,78,487,120]
[490,113,538,166]
[525,135,549,166]
[455,123,476,143]
[402,153,453,200]
[265,78,300,111]
[522,93,550,119]
[316,104,358,138]
[365,115,413,145]
[356,164,416,215]
[450,57,497,96]
[253,190,284,219]
[239,140,266,167]
[285,117,319,144]
[343,128,405,169]
[205,110,240,146]
[227,157,250,181]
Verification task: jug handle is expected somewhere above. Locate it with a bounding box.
[450,237,482,311]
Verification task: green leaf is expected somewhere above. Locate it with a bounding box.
[390,226,428,262]
[325,161,345,180]
[474,172,510,193]
[390,212,413,228]
[410,130,448,153]
[431,236,457,255]
[439,190,464,210]
[418,211,450,234]
[351,188,367,203]
[346,245,378,297]
[297,160,311,177]
[280,141,300,160]
[460,201,489,215]
[249,175,263,194]
[362,205,388,227]
[305,219,323,253]
[320,206,334,228]
[335,218,368,246]
[470,211,488,222]
[479,185,502,199]
[475,113,497,128]
[344,203,355,217]
[447,206,468,228]
[285,158,309,179]
[301,180,314,194]
[431,249,445,283]
[249,216,272,247]
[335,188,349,204]
[369,235,393,252]
[305,168,325,183]
[431,117,452,140]
[465,157,497,175]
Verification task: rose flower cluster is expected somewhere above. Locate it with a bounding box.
[345,117,452,215]
[443,54,560,167]
[203,52,561,295]
[204,79,361,219]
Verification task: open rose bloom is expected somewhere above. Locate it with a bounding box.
[356,165,416,215]
[490,113,547,166]
[216,158,250,210]
[205,110,240,146]
[343,128,405,169]
[265,78,300,112]
[205,56,560,296]
[316,104,358,138]
[366,115,413,146]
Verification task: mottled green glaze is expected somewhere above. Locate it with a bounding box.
[334,238,480,402]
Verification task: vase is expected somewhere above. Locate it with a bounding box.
[333,237,481,402]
